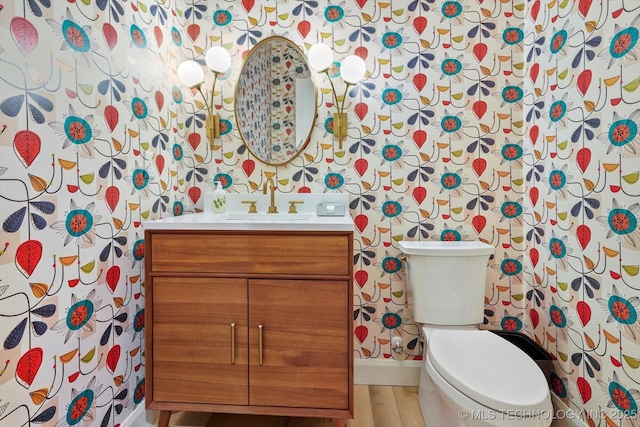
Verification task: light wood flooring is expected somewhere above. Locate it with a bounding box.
[164,385,426,427]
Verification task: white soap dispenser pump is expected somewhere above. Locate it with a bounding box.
[212,180,226,214]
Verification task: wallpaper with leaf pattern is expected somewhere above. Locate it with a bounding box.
[1,0,639,426]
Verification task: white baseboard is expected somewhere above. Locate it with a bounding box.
[122,404,158,427]
[354,358,422,386]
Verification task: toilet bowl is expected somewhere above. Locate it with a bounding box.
[421,328,552,426]
[399,241,553,427]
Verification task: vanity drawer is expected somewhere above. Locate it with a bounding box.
[148,232,351,276]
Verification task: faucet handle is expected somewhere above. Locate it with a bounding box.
[288,200,304,214]
[241,200,258,213]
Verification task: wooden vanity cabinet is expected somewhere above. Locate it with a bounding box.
[144,230,354,427]
[151,277,249,406]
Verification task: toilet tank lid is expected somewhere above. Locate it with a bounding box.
[399,240,494,256]
[428,329,551,413]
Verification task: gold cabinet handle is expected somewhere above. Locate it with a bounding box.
[288,200,304,214]
[241,200,257,213]
[258,324,263,366]
[230,322,236,364]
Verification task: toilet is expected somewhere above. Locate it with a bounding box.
[399,240,553,427]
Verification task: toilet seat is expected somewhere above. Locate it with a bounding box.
[427,329,550,413]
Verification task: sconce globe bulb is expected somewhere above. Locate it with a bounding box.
[308,43,334,72]
[206,46,232,74]
[340,55,366,85]
[177,60,204,88]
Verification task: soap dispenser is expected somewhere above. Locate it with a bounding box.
[212,180,226,214]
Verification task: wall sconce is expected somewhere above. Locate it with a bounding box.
[308,44,366,149]
[177,46,231,148]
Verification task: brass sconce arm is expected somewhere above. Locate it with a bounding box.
[194,73,222,142]
[177,46,231,149]
[322,71,354,150]
[308,44,366,150]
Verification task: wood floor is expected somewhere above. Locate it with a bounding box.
[164,385,426,427]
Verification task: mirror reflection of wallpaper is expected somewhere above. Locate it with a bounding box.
[269,39,310,163]
[237,43,271,160]
[236,39,311,163]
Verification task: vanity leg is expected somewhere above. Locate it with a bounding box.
[157,410,172,427]
[332,418,345,427]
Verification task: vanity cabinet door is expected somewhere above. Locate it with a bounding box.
[152,277,249,405]
[248,279,349,410]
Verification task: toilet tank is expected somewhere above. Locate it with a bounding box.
[399,241,494,325]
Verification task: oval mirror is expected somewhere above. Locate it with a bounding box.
[235,36,317,166]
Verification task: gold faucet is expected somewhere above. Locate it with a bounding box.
[263,177,278,213]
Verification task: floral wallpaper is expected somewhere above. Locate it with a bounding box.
[0,1,638,427]
[526,0,640,423]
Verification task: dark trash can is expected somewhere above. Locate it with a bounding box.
[491,330,554,388]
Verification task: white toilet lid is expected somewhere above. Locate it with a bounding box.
[427,329,550,413]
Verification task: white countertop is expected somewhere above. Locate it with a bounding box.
[143,193,354,232]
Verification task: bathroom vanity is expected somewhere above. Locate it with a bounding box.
[143,194,354,427]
